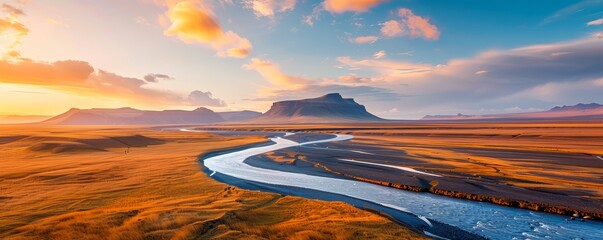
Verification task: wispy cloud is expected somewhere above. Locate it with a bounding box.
[587,18,603,25]
[0,3,28,60]
[243,58,310,88]
[244,0,296,19]
[541,0,603,25]
[351,35,378,44]
[243,57,401,105]
[302,3,323,26]
[373,50,386,59]
[334,34,603,116]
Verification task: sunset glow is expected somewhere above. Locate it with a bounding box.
[1,0,602,118]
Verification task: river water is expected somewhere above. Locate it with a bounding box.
[202,132,603,240]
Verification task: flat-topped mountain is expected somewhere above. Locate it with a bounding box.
[251,93,383,123]
[422,103,603,121]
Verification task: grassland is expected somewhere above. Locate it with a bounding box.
[200,122,603,218]
[0,125,425,240]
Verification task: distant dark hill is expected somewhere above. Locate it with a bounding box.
[251,93,383,123]
[422,103,603,121]
[43,107,226,125]
[217,110,262,122]
[549,103,602,112]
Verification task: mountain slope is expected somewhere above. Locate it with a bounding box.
[217,111,262,121]
[251,93,383,123]
[0,115,51,124]
[42,107,226,125]
[422,103,603,121]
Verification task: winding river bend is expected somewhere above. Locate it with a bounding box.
[199,131,603,239]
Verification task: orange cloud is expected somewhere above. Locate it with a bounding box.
[381,8,439,40]
[0,3,28,59]
[165,1,222,42]
[0,59,93,86]
[243,58,309,88]
[244,0,296,18]
[164,1,252,58]
[0,58,225,107]
[352,35,378,44]
[324,0,387,13]
[212,31,253,58]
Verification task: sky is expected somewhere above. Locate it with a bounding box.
[0,0,602,119]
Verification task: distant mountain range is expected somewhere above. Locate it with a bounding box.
[422,103,603,121]
[0,115,51,124]
[250,93,383,123]
[23,93,380,125]
[5,95,601,125]
[40,107,261,125]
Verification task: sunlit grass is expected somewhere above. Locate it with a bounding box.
[0,125,424,239]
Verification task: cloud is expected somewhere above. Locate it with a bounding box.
[243,58,310,87]
[474,70,487,75]
[373,50,386,59]
[337,56,434,78]
[587,18,603,26]
[0,59,94,86]
[1,4,24,15]
[351,35,378,44]
[188,90,227,106]
[244,0,296,18]
[164,1,222,42]
[243,58,400,112]
[252,84,402,103]
[327,74,383,84]
[542,0,603,25]
[0,3,28,59]
[302,3,323,26]
[164,1,252,58]
[46,17,67,27]
[335,34,603,117]
[303,0,386,26]
[0,57,225,107]
[144,73,173,83]
[323,0,387,14]
[380,8,439,40]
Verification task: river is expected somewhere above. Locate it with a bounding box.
[199,131,603,240]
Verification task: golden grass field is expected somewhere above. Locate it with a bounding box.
[0,125,425,240]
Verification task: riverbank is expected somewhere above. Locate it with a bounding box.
[197,122,603,221]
